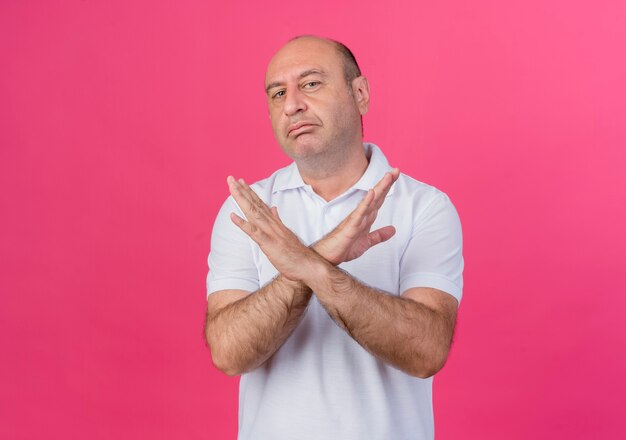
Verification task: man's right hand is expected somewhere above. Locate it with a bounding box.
[312,168,400,265]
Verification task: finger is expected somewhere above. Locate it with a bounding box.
[228,177,272,223]
[367,225,396,247]
[238,178,276,220]
[228,176,262,209]
[235,179,289,239]
[227,176,253,212]
[368,172,398,223]
[228,176,257,209]
[365,209,378,226]
[376,168,399,195]
[237,178,265,205]
[271,206,280,219]
[230,212,261,243]
[348,189,375,225]
[229,211,258,236]
[267,205,297,238]
[369,173,390,207]
[372,168,400,209]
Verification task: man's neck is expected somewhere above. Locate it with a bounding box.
[296,143,370,202]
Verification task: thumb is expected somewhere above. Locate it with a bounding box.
[367,226,396,247]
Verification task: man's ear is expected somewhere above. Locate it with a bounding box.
[351,76,370,116]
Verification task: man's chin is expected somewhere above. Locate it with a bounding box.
[280,137,324,158]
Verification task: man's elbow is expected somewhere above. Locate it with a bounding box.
[205,326,242,376]
[208,345,243,376]
[412,348,450,379]
[414,363,443,379]
[212,356,242,377]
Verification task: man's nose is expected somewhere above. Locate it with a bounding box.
[283,86,307,116]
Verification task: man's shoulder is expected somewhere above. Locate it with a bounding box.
[394,172,452,206]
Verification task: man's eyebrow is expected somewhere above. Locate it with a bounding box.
[298,69,327,80]
[265,69,327,94]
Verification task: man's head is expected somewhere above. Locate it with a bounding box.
[264,35,370,163]
[296,35,362,89]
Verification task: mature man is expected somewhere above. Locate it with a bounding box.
[205,35,464,439]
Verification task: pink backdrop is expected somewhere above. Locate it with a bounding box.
[2,1,625,439]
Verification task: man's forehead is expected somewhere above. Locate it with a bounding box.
[265,63,326,84]
[264,38,340,85]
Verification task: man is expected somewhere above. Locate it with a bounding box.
[205,35,463,439]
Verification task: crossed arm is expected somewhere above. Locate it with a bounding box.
[205,170,458,378]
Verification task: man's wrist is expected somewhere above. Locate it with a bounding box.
[300,252,334,293]
[310,238,341,266]
[275,273,311,295]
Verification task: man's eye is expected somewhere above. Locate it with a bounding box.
[273,90,286,99]
[304,81,320,88]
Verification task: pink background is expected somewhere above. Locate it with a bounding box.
[2,1,625,438]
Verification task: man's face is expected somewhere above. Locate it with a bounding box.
[264,38,367,161]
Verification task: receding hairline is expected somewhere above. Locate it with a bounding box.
[266,35,362,87]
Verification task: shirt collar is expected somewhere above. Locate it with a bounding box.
[272,161,308,193]
[350,143,395,196]
[272,143,395,196]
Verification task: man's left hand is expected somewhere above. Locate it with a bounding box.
[312,168,400,265]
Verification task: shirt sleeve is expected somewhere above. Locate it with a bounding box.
[206,195,260,299]
[399,192,464,304]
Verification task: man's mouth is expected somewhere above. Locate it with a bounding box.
[288,122,316,136]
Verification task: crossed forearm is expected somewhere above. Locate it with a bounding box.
[303,259,454,378]
[208,238,349,376]
[211,245,451,378]
[208,275,312,376]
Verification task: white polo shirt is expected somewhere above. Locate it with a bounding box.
[206,143,464,440]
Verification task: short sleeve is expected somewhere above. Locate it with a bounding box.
[206,196,260,299]
[399,193,464,304]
